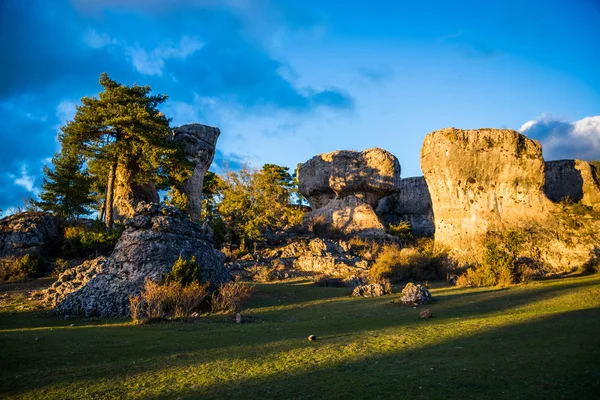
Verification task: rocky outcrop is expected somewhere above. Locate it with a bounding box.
[43,203,229,317]
[298,148,401,237]
[544,160,600,208]
[375,176,435,236]
[113,161,160,221]
[352,283,389,297]
[400,283,432,305]
[0,212,61,258]
[421,128,550,259]
[171,124,220,220]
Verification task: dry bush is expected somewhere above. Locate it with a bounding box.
[347,237,381,261]
[252,265,288,283]
[0,253,45,282]
[369,245,440,283]
[211,278,255,315]
[129,279,210,323]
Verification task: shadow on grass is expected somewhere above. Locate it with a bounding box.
[154,307,600,400]
[1,275,599,397]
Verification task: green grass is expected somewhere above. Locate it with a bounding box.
[1,275,600,399]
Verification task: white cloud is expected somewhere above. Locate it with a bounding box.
[14,165,38,194]
[83,29,115,49]
[520,114,600,161]
[125,36,204,77]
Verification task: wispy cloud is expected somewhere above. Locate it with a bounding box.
[13,165,38,194]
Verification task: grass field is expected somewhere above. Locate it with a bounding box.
[1,275,599,399]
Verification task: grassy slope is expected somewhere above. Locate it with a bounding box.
[1,275,599,400]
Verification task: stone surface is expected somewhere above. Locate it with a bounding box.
[298,148,401,237]
[298,148,401,209]
[113,160,160,221]
[544,160,600,208]
[375,176,435,236]
[171,124,221,220]
[421,128,550,259]
[400,282,432,305]
[0,212,62,258]
[351,283,389,297]
[420,308,433,319]
[43,203,229,317]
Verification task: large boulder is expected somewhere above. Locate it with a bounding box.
[375,176,435,236]
[299,148,401,209]
[0,212,62,258]
[298,148,401,237]
[43,203,229,317]
[171,124,220,221]
[544,160,600,208]
[421,128,550,258]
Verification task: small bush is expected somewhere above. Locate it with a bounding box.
[369,245,442,283]
[386,221,413,241]
[252,265,288,283]
[163,256,203,286]
[0,253,45,282]
[347,237,381,261]
[211,278,255,315]
[129,279,210,323]
[52,258,70,278]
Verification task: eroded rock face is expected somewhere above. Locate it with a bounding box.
[298,148,401,237]
[0,213,62,258]
[375,176,435,236]
[299,148,401,209]
[544,160,600,208]
[113,161,160,221]
[171,124,220,220]
[44,203,228,317]
[421,128,550,258]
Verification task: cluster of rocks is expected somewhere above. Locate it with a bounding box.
[0,212,61,259]
[43,203,229,317]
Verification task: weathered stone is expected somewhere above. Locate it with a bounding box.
[112,161,159,221]
[171,123,220,220]
[0,212,62,258]
[375,176,435,236]
[400,282,432,305]
[544,159,600,208]
[351,283,389,297]
[299,148,401,209]
[421,128,550,259]
[420,308,433,319]
[43,203,229,317]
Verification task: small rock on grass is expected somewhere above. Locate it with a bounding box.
[308,335,317,341]
[420,309,433,319]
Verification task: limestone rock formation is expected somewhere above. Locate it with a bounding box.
[400,282,432,305]
[0,212,62,258]
[44,203,229,317]
[298,148,401,236]
[375,176,435,236]
[171,124,221,220]
[112,161,160,221]
[352,283,389,297]
[544,160,600,208]
[421,128,550,258]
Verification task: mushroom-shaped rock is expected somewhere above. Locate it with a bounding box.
[298,148,401,209]
[171,123,221,221]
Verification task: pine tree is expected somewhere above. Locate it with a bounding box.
[59,73,188,228]
[38,150,94,219]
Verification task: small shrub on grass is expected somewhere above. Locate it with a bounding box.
[129,279,210,323]
[211,278,255,315]
[163,256,203,286]
[0,253,46,282]
[369,245,442,283]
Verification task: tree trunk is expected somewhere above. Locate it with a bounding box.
[105,160,118,230]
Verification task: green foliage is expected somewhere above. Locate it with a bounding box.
[164,187,189,213]
[369,244,442,283]
[58,73,190,228]
[163,256,203,287]
[38,150,94,219]
[0,253,45,282]
[217,165,305,248]
[386,221,413,241]
[60,224,123,258]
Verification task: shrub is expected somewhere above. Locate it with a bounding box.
[369,245,442,283]
[252,265,288,283]
[312,274,347,287]
[211,278,255,315]
[347,237,381,261]
[386,221,413,241]
[163,256,203,286]
[52,258,70,278]
[61,225,122,258]
[0,253,45,282]
[129,279,210,323]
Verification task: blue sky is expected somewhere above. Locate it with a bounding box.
[1,0,599,213]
